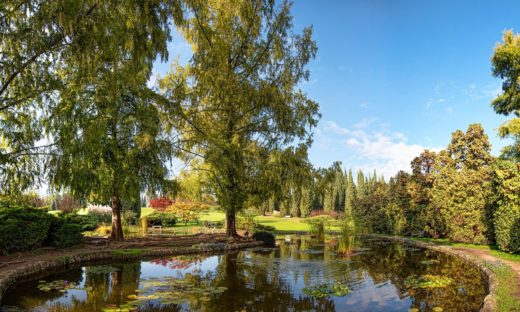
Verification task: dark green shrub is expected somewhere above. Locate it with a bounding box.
[252,231,276,246]
[0,207,52,254]
[63,214,101,231]
[47,217,84,248]
[147,212,177,227]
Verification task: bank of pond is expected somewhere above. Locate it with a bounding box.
[0,235,488,312]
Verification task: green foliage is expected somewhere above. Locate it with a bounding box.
[302,282,350,298]
[63,213,110,232]
[498,118,520,161]
[491,30,520,162]
[0,206,52,254]
[160,0,319,236]
[252,231,275,246]
[0,1,183,194]
[147,212,177,227]
[429,124,494,244]
[305,215,335,235]
[43,1,183,241]
[493,159,520,253]
[47,217,83,248]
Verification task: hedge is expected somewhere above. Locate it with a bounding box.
[0,206,52,254]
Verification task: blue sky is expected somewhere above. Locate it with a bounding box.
[152,0,518,178]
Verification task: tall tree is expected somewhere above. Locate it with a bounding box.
[491,30,520,162]
[344,169,356,217]
[408,149,437,236]
[47,1,181,240]
[0,1,183,193]
[161,0,319,237]
[432,124,494,244]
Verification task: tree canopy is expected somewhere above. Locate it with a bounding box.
[160,0,320,237]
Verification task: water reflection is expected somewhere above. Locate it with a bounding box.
[1,236,486,312]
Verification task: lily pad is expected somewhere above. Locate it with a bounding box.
[405,275,453,289]
[303,282,350,298]
[37,280,80,292]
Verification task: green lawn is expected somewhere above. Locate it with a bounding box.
[139,208,313,232]
[141,207,155,218]
[254,215,310,232]
[200,210,225,222]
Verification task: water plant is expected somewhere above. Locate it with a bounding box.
[37,280,80,292]
[122,273,228,307]
[302,282,350,298]
[404,275,453,289]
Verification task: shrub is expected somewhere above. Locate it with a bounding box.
[252,231,275,246]
[147,212,177,227]
[149,197,174,211]
[493,160,520,253]
[63,213,109,231]
[47,217,83,248]
[0,206,52,254]
[123,210,137,225]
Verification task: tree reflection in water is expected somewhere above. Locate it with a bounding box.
[1,235,486,312]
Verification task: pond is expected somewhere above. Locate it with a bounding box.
[0,235,487,312]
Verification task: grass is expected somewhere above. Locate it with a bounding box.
[485,262,520,312]
[140,207,155,218]
[139,208,345,233]
[254,215,310,232]
[200,211,225,222]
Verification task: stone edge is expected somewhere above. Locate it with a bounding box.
[0,240,263,303]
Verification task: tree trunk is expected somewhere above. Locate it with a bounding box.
[225,210,241,238]
[111,195,124,241]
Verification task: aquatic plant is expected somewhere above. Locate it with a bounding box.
[121,273,228,307]
[37,280,80,292]
[302,282,350,298]
[404,275,453,289]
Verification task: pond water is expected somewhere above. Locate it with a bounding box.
[0,235,487,312]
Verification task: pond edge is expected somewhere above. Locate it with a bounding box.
[0,240,263,303]
[368,235,497,312]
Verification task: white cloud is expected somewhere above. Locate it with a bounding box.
[319,120,440,178]
[353,117,378,129]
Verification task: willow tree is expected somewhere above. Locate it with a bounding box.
[0,1,99,192]
[161,0,319,237]
[46,1,182,241]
